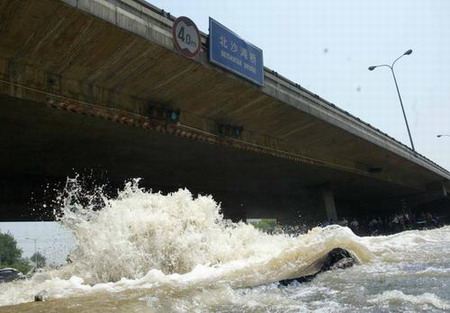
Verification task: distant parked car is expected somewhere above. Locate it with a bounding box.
[0,268,25,283]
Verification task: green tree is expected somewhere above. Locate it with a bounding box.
[0,232,22,264]
[250,219,277,233]
[30,252,46,268]
[0,231,32,274]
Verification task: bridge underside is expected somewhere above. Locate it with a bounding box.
[0,0,449,222]
[2,95,442,222]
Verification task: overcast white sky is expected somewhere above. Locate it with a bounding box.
[147,0,450,171]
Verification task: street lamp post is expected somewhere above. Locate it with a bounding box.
[369,49,415,151]
[437,134,450,138]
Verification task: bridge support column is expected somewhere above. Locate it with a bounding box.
[321,184,338,223]
[275,185,339,226]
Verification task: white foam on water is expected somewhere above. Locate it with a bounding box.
[0,178,374,307]
[359,226,450,263]
[369,290,450,310]
[2,178,449,312]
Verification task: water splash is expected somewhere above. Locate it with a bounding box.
[1,178,375,307]
[56,178,303,284]
[369,290,450,310]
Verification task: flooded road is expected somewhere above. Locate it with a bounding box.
[1,181,449,312]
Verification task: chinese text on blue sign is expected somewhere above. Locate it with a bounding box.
[209,18,264,86]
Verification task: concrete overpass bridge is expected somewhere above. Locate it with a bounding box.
[1,0,449,222]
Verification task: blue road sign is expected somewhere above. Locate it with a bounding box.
[209,18,264,86]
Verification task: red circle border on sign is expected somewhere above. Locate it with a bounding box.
[172,16,201,59]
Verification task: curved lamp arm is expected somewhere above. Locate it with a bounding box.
[368,49,415,151]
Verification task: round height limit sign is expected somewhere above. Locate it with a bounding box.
[172,17,201,59]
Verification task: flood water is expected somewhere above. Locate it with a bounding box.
[0,180,449,312]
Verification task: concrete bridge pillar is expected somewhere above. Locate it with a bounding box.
[270,185,338,226]
[321,184,338,223]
